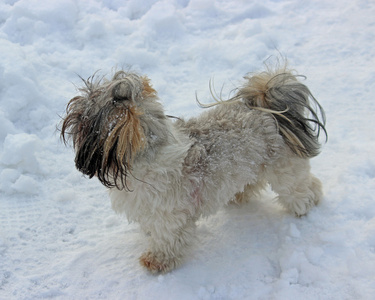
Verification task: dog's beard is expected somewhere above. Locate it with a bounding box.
[70,104,145,190]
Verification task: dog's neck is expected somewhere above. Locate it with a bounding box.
[130,118,192,184]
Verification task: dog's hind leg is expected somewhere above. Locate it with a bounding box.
[231,180,267,205]
[266,156,322,216]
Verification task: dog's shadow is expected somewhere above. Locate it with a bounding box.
[185,189,301,277]
[63,189,316,287]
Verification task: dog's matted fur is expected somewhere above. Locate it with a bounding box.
[61,64,327,273]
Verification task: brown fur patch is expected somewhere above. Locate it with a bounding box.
[142,76,157,98]
[103,105,146,171]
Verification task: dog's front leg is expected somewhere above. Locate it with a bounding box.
[139,211,196,273]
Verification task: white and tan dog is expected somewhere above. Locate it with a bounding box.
[61,65,326,273]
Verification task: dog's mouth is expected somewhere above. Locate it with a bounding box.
[74,121,131,190]
[74,105,146,190]
[74,110,106,180]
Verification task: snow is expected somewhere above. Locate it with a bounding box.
[1,0,374,299]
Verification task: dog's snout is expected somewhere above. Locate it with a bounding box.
[112,82,132,103]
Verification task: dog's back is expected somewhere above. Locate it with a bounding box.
[175,67,327,216]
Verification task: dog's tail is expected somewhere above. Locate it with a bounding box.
[237,66,327,158]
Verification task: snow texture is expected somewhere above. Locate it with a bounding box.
[1,0,375,299]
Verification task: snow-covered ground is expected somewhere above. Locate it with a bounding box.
[1,0,374,299]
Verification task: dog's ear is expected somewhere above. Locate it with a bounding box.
[60,96,85,146]
[141,76,157,98]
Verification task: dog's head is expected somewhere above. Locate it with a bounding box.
[61,71,168,190]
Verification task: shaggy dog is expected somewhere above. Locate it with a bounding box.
[61,65,326,273]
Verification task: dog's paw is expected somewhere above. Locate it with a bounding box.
[291,197,317,217]
[140,251,178,274]
[282,176,323,217]
[294,176,323,217]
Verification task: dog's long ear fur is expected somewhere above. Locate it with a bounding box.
[238,67,327,158]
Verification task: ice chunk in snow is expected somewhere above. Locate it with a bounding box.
[11,174,39,195]
[0,133,42,174]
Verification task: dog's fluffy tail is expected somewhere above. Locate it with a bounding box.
[238,66,327,158]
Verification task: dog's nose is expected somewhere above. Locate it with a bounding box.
[112,81,132,102]
[113,94,130,102]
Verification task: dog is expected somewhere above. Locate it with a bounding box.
[61,64,326,273]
